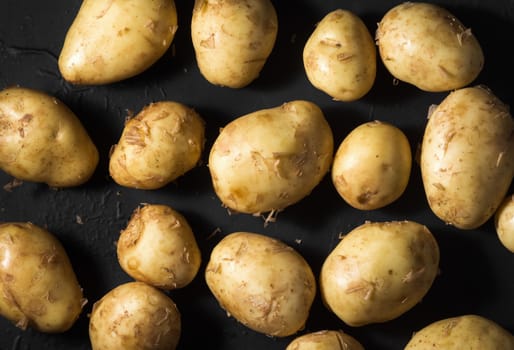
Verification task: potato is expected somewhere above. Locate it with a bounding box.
[58,0,178,85]
[208,100,334,217]
[420,86,514,230]
[494,194,514,252]
[376,2,484,92]
[0,222,85,332]
[303,9,376,102]
[320,220,440,327]
[109,101,205,190]
[404,314,514,349]
[191,0,278,88]
[205,231,316,337]
[331,120,412,210]
[89,281,181,350]
[0,86,99,187]
[286,330,364,350]
[117,203,202,290]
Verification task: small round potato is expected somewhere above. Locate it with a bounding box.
[376,2,484,92]
[286,329,364,350]
[191,0,278,88]
[303,9,376,101]
[0,222,86,333]
[205,232,316,337]
[117,203,202,290]
[320,221,440,327]
[331,120,412,210]
[208,100,334,216]
[109,101,205,190]
[0,86,99,187]
[494,195,514,253]
[404,314,514,349]
[89,281,181,350]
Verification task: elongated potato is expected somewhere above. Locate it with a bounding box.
[286,329,365,350]
[205,232,316,337]
[0,87,99,187]
[420,86,514,229]
[0,222,86,333]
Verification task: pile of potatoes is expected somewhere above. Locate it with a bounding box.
[1,0,514,349]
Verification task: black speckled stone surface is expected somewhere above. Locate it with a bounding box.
[1,1,513,349]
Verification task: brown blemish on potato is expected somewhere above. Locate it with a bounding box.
[200,33,216,48]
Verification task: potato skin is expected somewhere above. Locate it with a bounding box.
[89,281,181,350]
[303,9,376,102]
[0,87,99,187]
[331,120,412,210]
[208,100,334,215]
[404,314,514,349]
[320,221,440,327]
[0,222,85,333]
[494,195,514,253]
[191,0,278,88]
[420,86,514,230]
[205,232,316,337]
[286,330,364,350]
[59,0,178,85]
[109,101,205,190]
[117,204,202,290]
[376,2,484,92]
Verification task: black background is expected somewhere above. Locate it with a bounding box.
[1,0,513,349]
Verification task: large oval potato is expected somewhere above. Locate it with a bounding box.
[404,314,514,349]
[205,232,316,337]
[303,9,376,102]
[208,100,334,216]
[420,86,514,229]
[320,221,440,327]
[376,2,484,92]
[332,120,412,210]
[286,330,364,350]
[109,101,205,190]
[117,203,202,290]
[0,222,86,333]
[89,281,181,350]
[0,87,99,187]
[191,0,278,88]
[59,0,178,85]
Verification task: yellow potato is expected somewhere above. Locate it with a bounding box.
[404,314,514,349]
[320,221,440,327]
[420,86,514,229]
[331,120,412,210]
[494,194,514,253]
[286,330,364,350]
[205,231,316,337]
[303,9,376,101]
[376,2,484,92]
[0,222,86,333]
[208,100,334,216]
[109,101,205,190]
[59,0,178,85]
[117,203,202,290]
[0,86,99,187]
[89,281,181,350]
[191,0,278,88]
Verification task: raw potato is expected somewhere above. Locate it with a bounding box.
[59,0,178,85]
[303,9,376,102]
[89,281,181,350]
[420,86,514,230]
[191,0,278,88]
[208,100,334,216]
[286,329,365,350]
[376,2,484,92]
[0,87,99,187]
[332,120,412,210]
[320,221,440,327]
[0,222,86,333]
[205,232,316,337]
[404,314,514,349]
[117,203,202,290]
[494,194,514,253]
[109,101,205,190]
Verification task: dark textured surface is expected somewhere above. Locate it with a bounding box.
[1,0,513,349]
